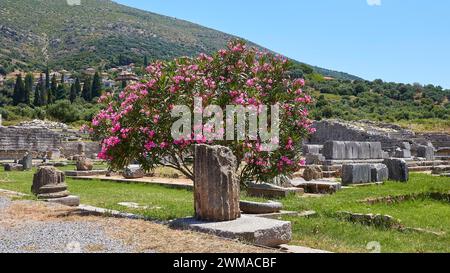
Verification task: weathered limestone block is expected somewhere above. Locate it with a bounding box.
[304,154,325,165]
[431,166,450,175]
[401,142,411,150]
[247,182,304,198]
[341,164,372,185]
[76,156,93,171]
[123,165,145,179]
[383,159,409,182]
[303,166,323,181]
[292,179,342,194]
[48,149,61,160]
[395,148,411,158]
[170,215,291,247]
[19,153,33,170]
[302,145,323,155]
[240,200,283,214]
[194,145,240,222]
[323,141,382,160]
[4,163,23,171]
[417,145,435,161]
[370,164,389,182]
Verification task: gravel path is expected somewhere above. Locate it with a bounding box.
[0,196,133,253]
[0,195,275,253]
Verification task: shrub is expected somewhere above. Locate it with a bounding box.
[91,40,315,184]
[46,100,81,123]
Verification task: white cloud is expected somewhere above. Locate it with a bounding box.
[367,0,382,6]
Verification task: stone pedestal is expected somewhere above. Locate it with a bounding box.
[194,145,240,222]
[32,166,80,206]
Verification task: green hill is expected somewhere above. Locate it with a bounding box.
[0,0,360,80]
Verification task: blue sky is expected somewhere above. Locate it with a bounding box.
[116,0,450,88]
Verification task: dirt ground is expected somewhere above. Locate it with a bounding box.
[0,192,277,253]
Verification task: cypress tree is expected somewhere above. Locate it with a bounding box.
[12,74,25,106]
[56,84,66,101]
[33,81,41,107]
[45,66,50,90]
[49,74,57,103]
[39,74,48,106]
[24,73,33,105]
[144,55,148,67]
[74,77,81,97]
[91,72,102,100]
[69,84,77,103]
[82,77,92,101]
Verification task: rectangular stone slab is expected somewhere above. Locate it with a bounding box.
[323,141,383,160]
[65,170,108,177]
[247,186,304,198]
[341,164,372,185]
[170,215,292,247]
[292,180,342,194]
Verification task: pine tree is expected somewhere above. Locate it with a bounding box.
[91,72,102,100]
[24,73,33,105]
[12,74,25,106]
[74,77,81,97]
[82,77,92,101]
[69,84,77,103]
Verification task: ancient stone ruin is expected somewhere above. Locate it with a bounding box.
[341,163,389,185]
[123,165,145,179]
[298,119,450,185]
[194,144,240,221]
[0,122,101,160]
[170,144,292,247]
[31,166,80,206]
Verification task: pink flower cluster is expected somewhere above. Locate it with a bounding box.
[90,40,315,183]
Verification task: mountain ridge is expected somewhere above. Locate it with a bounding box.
[0,0,361,80]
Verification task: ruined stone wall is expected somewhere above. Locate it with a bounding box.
[419,133,450,149]
[0,126,62,160]
[308,120,416,150]
[60,141,101,159]
[0,126,101,160]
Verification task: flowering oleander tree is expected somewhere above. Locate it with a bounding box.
[90,40,315,184]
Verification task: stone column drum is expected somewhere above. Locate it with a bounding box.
[194,145,240,222]
[31,166,80,206]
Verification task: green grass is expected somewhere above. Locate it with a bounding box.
[1,168,449,253]
[0,167,193,220]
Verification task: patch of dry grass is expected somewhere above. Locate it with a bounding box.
[0,196,276,253]
[103,217,277,253]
